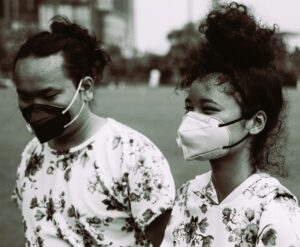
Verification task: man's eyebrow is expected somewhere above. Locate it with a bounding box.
[16,87,60,95]
[16,89,30,95]
[39,87,61,94]
[185,98,191,104]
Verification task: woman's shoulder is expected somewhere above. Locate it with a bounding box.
[247,173,298,204]
[261,174,299,213]
[258,187,300,245]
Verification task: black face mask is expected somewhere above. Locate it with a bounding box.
[20,79,85,143]
[21,104,72,143]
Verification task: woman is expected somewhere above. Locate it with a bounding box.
[162,2,300,247]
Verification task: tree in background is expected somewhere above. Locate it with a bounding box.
[104,45,165,86]
[290,47,300,79]
[163,23,201,84]
[1,21,298,87]
[163,24,298,87]
[0,32,6,73]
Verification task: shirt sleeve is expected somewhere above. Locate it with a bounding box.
[11,138,36,209]
[122,133,176,231]
[11,167,23,209]
[256,196,300,247]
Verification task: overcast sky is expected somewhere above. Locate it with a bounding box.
[134,0,300,55]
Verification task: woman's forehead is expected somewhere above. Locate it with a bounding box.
[188,75,240,107]
[190,75,233,95]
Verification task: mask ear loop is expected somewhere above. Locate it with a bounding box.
[218,117,243,127]
[62,78,84,114]
[223,134,250,149]
[62,78,85,128]
[218,117,249,149]
[64,102,85,128]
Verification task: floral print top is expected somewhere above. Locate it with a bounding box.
[161,171,300,247]
[12,118,176,247]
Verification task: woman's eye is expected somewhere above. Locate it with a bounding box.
[202,107,218,114]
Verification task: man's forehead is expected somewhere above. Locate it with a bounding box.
[16,54,65,77]
[15,54,69,84]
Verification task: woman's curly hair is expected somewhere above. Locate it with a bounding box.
[13,15,110,86]
[180,2,288,176]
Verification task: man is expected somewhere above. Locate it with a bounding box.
[12,16,175,247]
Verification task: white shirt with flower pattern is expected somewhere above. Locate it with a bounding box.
[161,171,300,247]
[12,118,176,247]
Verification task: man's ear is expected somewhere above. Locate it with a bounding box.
[81,76,94,102]
[246,110,267,135]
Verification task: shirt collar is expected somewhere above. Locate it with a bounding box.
[203,172,272,205]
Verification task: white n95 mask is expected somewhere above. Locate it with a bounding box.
[176,111,249,161]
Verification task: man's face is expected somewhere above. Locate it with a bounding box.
[14,53,83,127]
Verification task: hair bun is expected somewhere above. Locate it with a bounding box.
[199,2,280,68]
[50,15,97,52]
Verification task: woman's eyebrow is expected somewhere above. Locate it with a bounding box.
[199,98,221,106]
[185,97,221,106]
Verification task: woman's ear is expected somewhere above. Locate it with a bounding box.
[81,76,94,102]
[246,110,267,135]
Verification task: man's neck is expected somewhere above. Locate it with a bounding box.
[48,112,105,151]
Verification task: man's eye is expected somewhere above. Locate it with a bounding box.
[19,94,31,101]
[185,106,194,113]
[44,93,59,100]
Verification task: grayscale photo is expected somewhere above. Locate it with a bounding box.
[0,0,300,246]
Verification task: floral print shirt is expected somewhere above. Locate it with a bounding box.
[12,118,176,247]
[161,171,300,247]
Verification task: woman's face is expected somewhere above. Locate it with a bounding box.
[185,74,250,154]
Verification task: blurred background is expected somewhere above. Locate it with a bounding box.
[0,0,300,246]
[0,0,300,87]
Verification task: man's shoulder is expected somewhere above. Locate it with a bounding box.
[177,171,211,196]
[102,118,157,147]
[105,118,142,135]
[22,137,42,157]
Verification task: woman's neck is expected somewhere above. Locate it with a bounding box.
[210,148,253,203]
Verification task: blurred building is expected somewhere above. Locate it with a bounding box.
[38,0,134,57]
[0,0,39,29]
[0,0,39,76]
[0,0,134,57]
[95,0,134,57]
